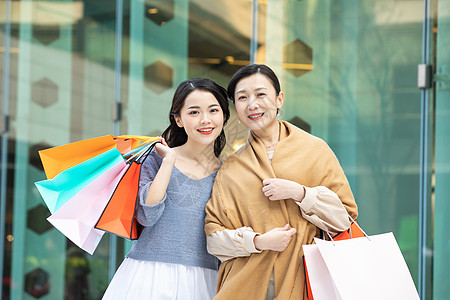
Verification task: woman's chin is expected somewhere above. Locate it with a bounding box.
[246,116,276,132]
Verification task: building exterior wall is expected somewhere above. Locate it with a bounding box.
[1,0,448,299]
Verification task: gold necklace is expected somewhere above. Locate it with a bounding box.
[265,141,277,150]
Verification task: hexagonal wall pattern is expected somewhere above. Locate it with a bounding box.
[144,61,173,94]
[25,268,50,298]
[27,204,52,235]
[33,23,61,45]
[289,116,311,133]
[31,78,59,108]
[284,39,313,77]
[145,0,174,25]
[29,142,52,171]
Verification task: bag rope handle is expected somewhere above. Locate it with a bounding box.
[325,215,371,246]
[125,140,160,164]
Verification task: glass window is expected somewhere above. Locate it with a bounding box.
[433,0,450,298]
[5,1,117,299]
[2,0,447,299]
[2,0,254,298]
[258,0,423,285]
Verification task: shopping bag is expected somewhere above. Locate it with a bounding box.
[47,160,128,254]
[35,148,124,214]
[304,220,366,300]
[332,220,366,241]
[95,142,157,240]
[38,135,117,179]
[114,135,160,155]
[303,232,420,300]
[38,135,158,180]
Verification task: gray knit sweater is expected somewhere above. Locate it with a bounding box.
[126,151,219,271]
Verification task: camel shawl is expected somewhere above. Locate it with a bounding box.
[205,121,358,300]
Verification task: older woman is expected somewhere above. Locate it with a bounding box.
[205,64,358,300]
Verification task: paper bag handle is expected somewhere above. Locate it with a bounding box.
[325,215,371,245]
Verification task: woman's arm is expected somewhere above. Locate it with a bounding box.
[207,227,261,262]
[145,143,176,205]
[206,225,297,262]
[137,143,176,227]
[295,186,350,235]
[262,179,351,235]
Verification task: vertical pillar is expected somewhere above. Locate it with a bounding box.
[11,1,74,298]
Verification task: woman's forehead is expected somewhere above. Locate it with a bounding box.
[235,73,274,93]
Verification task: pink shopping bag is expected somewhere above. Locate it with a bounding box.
[47,160,129,254]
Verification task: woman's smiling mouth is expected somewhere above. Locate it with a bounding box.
[197,127,214,135]
[248,113,264,121]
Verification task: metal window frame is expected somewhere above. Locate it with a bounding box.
[418,0,435,299]
[107,0,124,281]
[0,0,12,298]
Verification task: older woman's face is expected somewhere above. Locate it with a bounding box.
[234,73,283,133]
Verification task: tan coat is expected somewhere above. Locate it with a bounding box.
[205,121,358,299]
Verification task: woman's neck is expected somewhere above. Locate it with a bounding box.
[175,141,218,164]
[252,120,280,150]
[174,141,220,178]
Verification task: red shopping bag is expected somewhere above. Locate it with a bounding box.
[304,219,365,300]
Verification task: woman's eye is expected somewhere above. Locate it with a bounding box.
[210,108,220,113]
[257,93,266,97]
[189,111,199,115]
[237,96,247,101]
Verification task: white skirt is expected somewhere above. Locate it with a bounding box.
[102,258,218,300]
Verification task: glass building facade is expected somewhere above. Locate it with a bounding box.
[0,0,449,299]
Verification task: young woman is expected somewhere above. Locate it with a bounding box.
[103,78,230,300]
[205,64,358,299]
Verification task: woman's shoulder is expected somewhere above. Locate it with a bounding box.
[142,150,163,169]
[220,142,249,165]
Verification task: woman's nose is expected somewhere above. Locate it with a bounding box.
[248,97,259,110]
[200,113,211,124]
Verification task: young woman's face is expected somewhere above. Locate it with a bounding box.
[233,73,283,133]
[175,90,224,146]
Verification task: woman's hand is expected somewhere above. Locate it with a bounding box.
[154,142,176,165]
[254,224,296,251]
[262,178,305,202]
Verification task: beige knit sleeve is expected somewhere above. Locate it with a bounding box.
[206,227,262,262]
[295,186,351,236]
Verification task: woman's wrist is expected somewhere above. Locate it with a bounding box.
[162,153,176,166]
[293,184,306,202]
[254,235,262,251]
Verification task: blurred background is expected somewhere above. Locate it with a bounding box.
[0,0,449,299]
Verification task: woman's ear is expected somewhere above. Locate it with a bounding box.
[276,91,284,110]
[174,116,183,128]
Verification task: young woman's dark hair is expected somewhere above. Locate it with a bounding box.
[162,78,230,158]
[227,64,281,102]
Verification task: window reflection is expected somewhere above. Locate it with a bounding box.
[188,0,251,79]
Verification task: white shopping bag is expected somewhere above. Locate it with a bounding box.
[303,232,419,300]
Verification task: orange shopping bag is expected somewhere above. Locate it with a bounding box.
[95,141,158,240]
[39,135,117,179]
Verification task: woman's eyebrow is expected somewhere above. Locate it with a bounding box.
[187,104,219,110]
[255,87,268,91]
